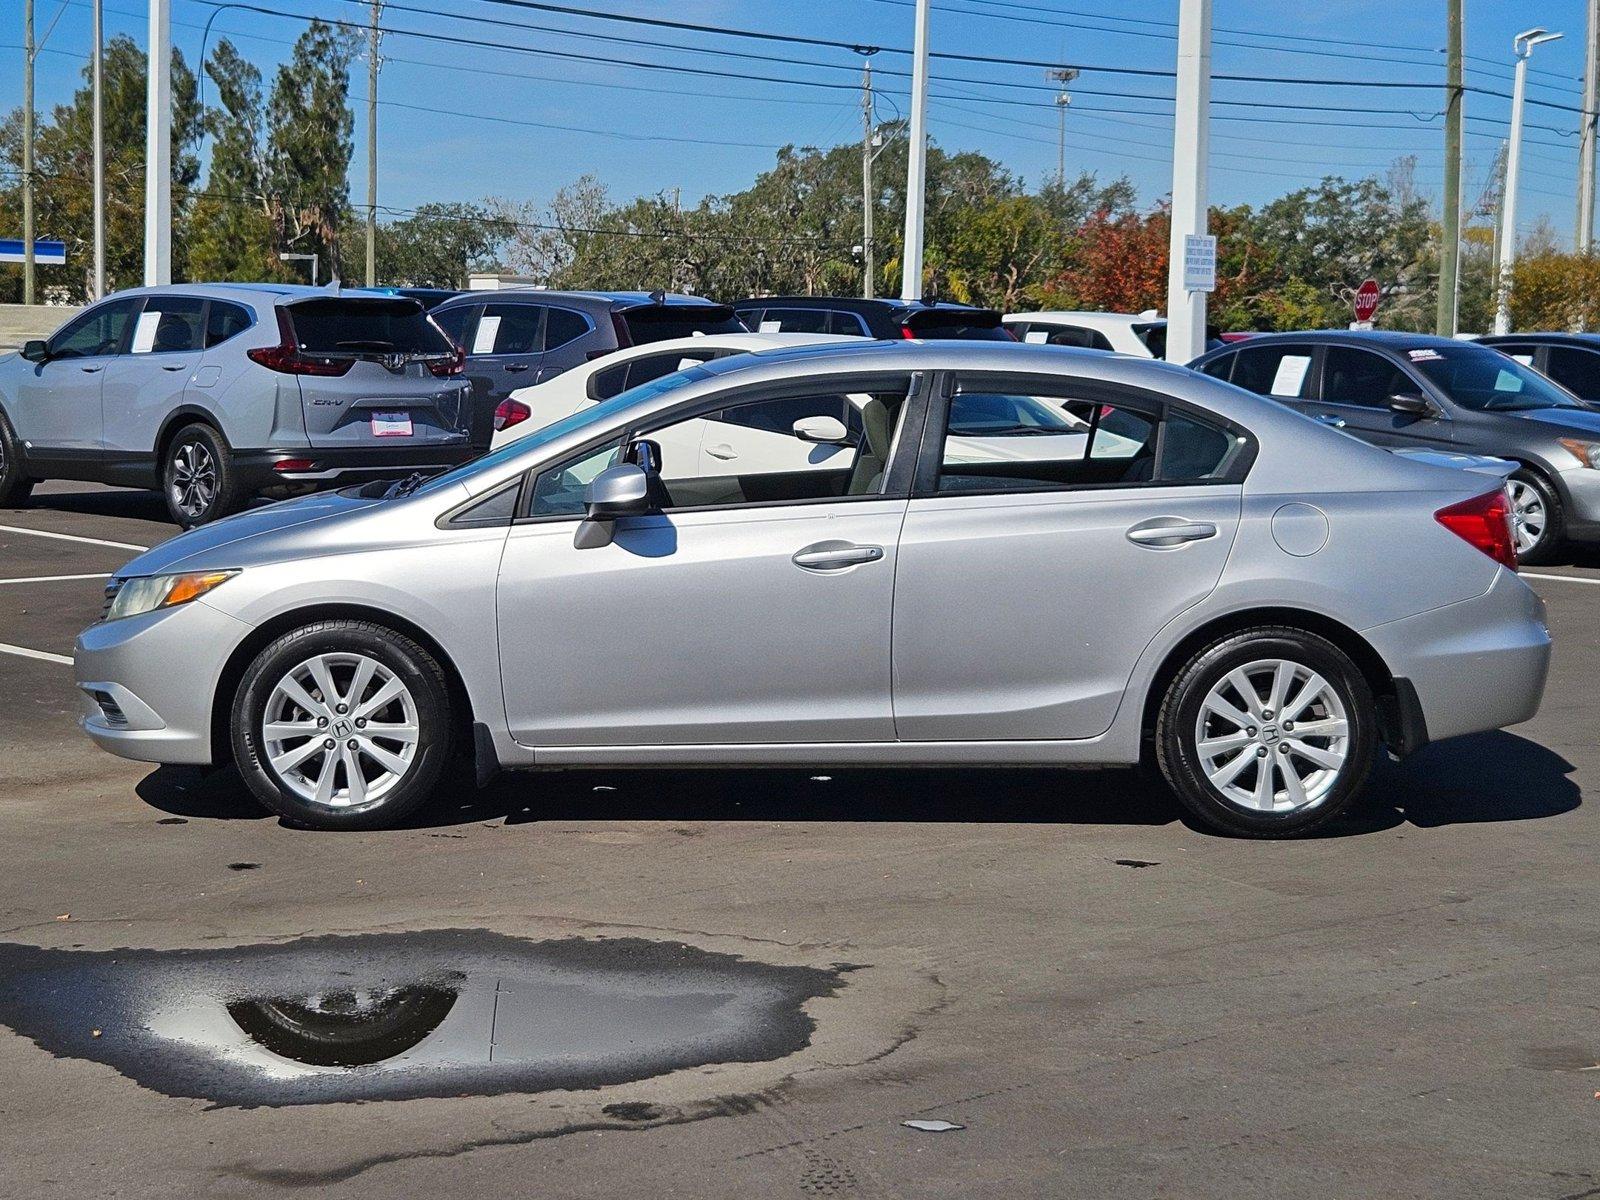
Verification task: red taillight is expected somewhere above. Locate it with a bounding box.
[1435,488,1517,570]
[900,324,917,339]
[427,345,465,377]
[247,309,353,377]
[494,398,531,432]
[272,458,315,473]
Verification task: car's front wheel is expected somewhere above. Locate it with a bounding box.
[231,620,454,830]
[1507,470,1563,565]
[163,423,247,528]
[1155,627,1377,838]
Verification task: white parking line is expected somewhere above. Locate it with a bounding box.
[0,642,72,666]
[1522,572,1600,586]
[0,523,149,552]
[0,573,109,585]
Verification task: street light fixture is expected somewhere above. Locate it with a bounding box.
[279,252,319,286]
[1494,27,1564,335]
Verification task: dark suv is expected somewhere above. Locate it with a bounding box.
[1192,330,1600,563]
[732,297,1014,341]
[1478,333,1600,403]
[430,290,746,415]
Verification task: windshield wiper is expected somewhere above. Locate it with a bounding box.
[336,339,401,352]
[385,471,427,498]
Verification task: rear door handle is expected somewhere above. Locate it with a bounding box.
[502,363,530,373]
[1126,520,1217,548]
[1315,414,1347,428]
[79,365,104,374]
[792,542,884,571]
[706,443,738,461]
[161,363,190,372]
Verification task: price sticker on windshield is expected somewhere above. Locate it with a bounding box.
[371,411,414,438]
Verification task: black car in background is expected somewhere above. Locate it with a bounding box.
[1478,333,1600,403]
[1192,329,1600,563]
[352,286,461,311]
[733,296,1014,341]
[429,290,746,423]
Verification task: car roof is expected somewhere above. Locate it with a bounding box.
[576,332,854,369]
[734,296,993,315]
[93,283,422,308]
[1479,332,1600,346]
[434,289,721,309]
[1004,311,1164,329]
[1201,329,1465,354]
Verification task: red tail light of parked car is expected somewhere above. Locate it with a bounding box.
[1436,488,1518,570]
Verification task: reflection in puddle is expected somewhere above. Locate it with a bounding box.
[0,931,843,1107]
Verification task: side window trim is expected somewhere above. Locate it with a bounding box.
[912,371,1256,499]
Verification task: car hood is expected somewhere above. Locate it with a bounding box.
[1505,406,1600,436]
[114,490,386,578]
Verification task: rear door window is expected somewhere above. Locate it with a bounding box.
[1022,324,1115,351]
[129,295,205,354]
[829,310,871,335]
[431,304,475,350]
[1230,344,1317,399]
[287,299,454,354]
[1320,347,1414,407]
[1198,352,1235,381]
[1543,347,1600,399]
[903,309,1013,341]
[472,303,543,356]
[544,307,590,351]
[755,307,832,334]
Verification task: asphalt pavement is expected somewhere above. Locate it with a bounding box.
[1,480,1597,1200]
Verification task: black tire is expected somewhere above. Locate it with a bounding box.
[1155,627,1377,838]
[1507,469,1563,566]
[0,409,35,507]
[162,422,248,528]
[230,620,454,830]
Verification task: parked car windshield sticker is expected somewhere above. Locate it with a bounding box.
[1270,354,1311,396]
[1024,330,1049,343]
[1407,348,1444,363]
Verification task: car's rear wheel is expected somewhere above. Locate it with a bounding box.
[1507,470,1562,565]
[163,423,247,528]
[1155,628,1376,838]
[231,620,453,830]
[0,410,35,506]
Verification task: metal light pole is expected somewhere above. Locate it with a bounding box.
[1495,28,1564,335]
[899,0,930,302]
[92,0,105,299]
[143,0,173,286]
[1047,67,1078,187]
[861,55,876,299]
[1580,0,1600,252]
[1164,0,1212,363]
[365,1,381,287]
[1436,0,1463,335]
[22,0,35,305]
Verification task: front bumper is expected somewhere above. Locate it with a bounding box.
[1556,465,1600,540]
[1362,567,1551,744]
[74,600,253,766]
[232,442,481,491]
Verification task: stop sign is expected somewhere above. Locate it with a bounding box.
[1353,278,1381,323]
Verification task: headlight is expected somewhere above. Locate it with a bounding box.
[105,571,238,621]
[1558,437,1600,468]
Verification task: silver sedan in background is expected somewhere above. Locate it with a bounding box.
[74,342,1550,837]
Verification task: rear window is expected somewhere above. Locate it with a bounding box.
[286,299,452,355]
[903,309,1014,341]
[620,304,746,344]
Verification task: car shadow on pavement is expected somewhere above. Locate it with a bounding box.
[17,487,175,526]
[133,731,1579,837]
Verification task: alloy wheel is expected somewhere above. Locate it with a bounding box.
[1193,658,1350,814]
[261,652,420,812]
[1507,479,1546,557]
[169,441,219,520]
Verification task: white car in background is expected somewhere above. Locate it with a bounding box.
[490,332,850,449]
[1004,311,1177,358]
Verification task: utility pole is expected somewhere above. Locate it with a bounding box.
[365,1,381,287]
[143,0,173,286]
[861,56,876,299]
[1047,67,1079,187]
[1436,0,1463,335]
[1580,0,1600,252]
[1496,28,1564,335]
[1164,0,1212,363]
[900,0,931,301]
[92,0,105,299]
[22,0,35,305]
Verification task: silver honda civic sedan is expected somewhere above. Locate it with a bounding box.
[74,341,1551,837]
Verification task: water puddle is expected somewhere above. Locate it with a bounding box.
[0,930,845,1107]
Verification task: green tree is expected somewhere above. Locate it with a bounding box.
[187,38,280,282]
[342,202,515,286]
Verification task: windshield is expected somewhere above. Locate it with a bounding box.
[1410,344,1585,412]
[413,364,716,495]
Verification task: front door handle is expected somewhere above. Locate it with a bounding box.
[792,542,884,571]
[1126,519,1217,548]
[502,363,530,373]
[79,365,104,374]
[706,443,738,461]
[1316,414,1347,428]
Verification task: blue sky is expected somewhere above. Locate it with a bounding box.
[9,0,1598,243]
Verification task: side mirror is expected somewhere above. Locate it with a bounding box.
[19,340,48,363]
[575,463,652,549]
[1388,393,1436,418]
[793,414,851,444]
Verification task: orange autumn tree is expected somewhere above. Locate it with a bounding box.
[1048,205,1171,313]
